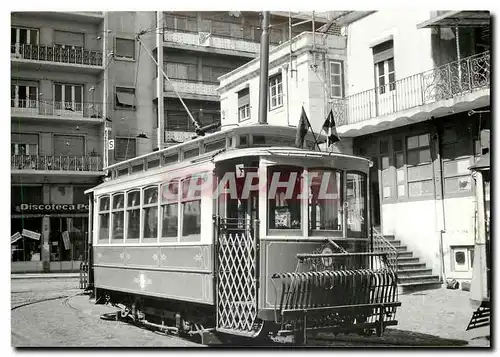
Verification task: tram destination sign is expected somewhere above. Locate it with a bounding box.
[14,203,90,214]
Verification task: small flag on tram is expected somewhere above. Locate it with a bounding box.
[323,109,340,146]
[295,106,310,148]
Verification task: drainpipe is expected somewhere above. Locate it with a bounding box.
[156,11,165,150]
[433,119,447,283]
[258,11,270,125]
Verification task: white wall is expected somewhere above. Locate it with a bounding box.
[345,10,434,96]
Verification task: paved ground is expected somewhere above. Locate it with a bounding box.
[11,277,491,347]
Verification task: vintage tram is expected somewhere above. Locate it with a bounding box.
[84,124,401,344]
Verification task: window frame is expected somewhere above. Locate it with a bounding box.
[53,83,84,112]
[451,245,475,272]
[110,192,125,244]
[125,189,141,243]
[179,176,203,242]
[97,195,111,244]
[11,26,39,46]
[160,180,180,243]
[114,137,137,161]
[269,73,283,110]
[375,58,396,95]
[329,60,344,98]
[11,82,39,109]
[114,86,136,110]
[142,185,159,243]
[114,37,136,60]
[405,133,434,198]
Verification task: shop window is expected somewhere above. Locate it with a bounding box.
[142,186,158,243]
[11,217,41,263]
[111,193,124,243]
[161,180,179,242]
[180,176,203,241]
[451,246,474,272]
[309,169,342,231]
[268,166,302,231]
[126,190,140,242]
[98,195,110,243]
[346,172,367,238]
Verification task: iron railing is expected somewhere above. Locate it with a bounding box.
[11,155,102,172]
[11,99,103,119]
[11,43,103,66]
[372,227,398,273]
[331,51,490,126]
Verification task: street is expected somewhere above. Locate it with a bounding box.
[11,277,490,347]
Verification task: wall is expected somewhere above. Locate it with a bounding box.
[344,10,434,96]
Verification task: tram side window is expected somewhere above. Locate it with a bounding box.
[126,190,140,242]
[346,172,367,238]
[142,186,159,243]
[161,180,179,242]
[309,170,342,231]
[111,193,125,243]
[268,166,302,230]
[180,176,203,242]
[98,196,110,243]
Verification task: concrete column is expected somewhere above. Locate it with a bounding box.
[156,11,165,150]
[41,215,51,272]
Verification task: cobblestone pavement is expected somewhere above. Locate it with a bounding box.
[11,278,491,347]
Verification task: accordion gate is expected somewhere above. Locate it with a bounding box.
[215,217,262,337]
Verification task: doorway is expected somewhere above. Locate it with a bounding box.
[370,157,381,229]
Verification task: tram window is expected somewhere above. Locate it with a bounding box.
[204,139,226,153]
[239,135,249,146]
[309,170,342,231]
[98,196,110,243]
[132,163,144,173]
[163,153,179,166]
[126,190,140,242]
[111,193,125,243]
[346,172,367,238]
[142,186,158,242]
[180,177,202,241]
[183,147,199,160]
[161,181,179,242]
[268,166,302,230]
[148,158,160,169]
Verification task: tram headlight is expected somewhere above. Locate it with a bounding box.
[321,246,334,267]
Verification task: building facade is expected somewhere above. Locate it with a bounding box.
[11,10,332,273]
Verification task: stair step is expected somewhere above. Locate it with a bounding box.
[397,280,443,294]
[395,246,407,252]
[397,262,427,270]
[397,268,433,276]
[398,274,441,284]
[383,235,396,240]
[397,257,420,264]
[397,251,413,258]
[389,240,402,247]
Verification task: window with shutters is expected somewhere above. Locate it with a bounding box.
[329,61,344,98]
[166,62,197,81]
[53,135,85,156]
[373,40,396,94]
[54,30,84,49]
[115,87,136,110]
[238,87,250,122]
[269,73,283,110]
[115,138,137,161]
[115,38,135,60]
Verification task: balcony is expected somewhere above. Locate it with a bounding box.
[11,100,104,124]
[331,51,490,136]
[164,78,219,101]
[163,27,277,58]
[11,155,102,175]
[11,44,103,72]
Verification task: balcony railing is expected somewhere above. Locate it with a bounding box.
[331,51,490,126]
[11,99,103,120]
[11,155,102,172]
[164,78,219,97]
[11,44,103,67]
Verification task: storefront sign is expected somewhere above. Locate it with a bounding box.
[22,229,41,240]
[11,232,22,244]
[62,231,71,250]
[14,203,89,214]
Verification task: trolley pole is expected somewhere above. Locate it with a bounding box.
[258,11,270,125]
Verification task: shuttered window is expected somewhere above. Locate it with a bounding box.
[53,135,84,156]
[115,138,136,161]
[54,30,84,48]
[115,38,135,59]
[115,87,136,109]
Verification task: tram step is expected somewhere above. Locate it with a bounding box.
[398,274,441,284]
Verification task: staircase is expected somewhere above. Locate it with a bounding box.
[373,228,442,294]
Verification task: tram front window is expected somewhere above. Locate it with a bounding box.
[268,166,302,230]
[346,172,367,238]
[309,169,342,231]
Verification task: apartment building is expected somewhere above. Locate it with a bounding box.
[10,11,332,273]
[333,10,491,287]
[11,11,106,273]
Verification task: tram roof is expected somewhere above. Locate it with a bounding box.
[86,125,371,194]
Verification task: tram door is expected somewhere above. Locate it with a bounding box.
[215,162,261,335]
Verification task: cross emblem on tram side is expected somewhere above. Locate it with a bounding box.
[133,273,152,291]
